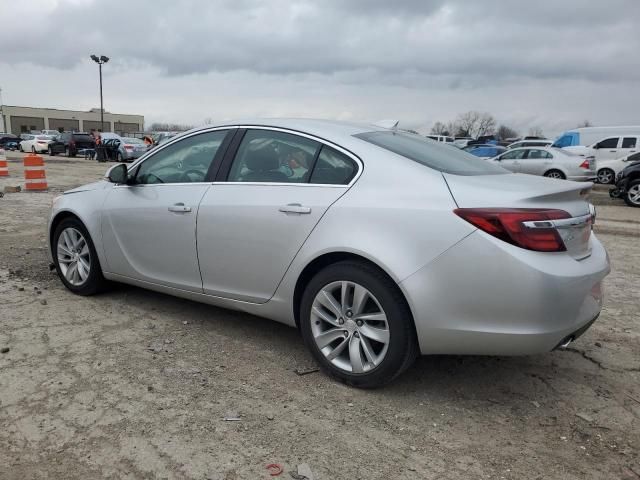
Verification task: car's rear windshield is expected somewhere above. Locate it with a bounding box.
[73,134,93,141]
[354,131,508,175]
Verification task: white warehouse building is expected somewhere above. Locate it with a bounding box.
[0,105,144,135]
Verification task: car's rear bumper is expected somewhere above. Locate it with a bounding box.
[567,174,596,181]
[400,230,610,356]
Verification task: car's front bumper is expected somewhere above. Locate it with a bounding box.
[400,230,610,355]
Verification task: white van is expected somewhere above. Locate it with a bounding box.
[553,126,640,148]
[426,135,454,143]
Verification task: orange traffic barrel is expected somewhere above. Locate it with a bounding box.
[0,149,8,176]
[24,153,48,191]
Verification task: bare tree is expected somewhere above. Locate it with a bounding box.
[149,122,194,132]
[527,126,545,138]
[577,120,592,128]
[430,121,449,135]
[455,111,496,138]
[497,124,519,141]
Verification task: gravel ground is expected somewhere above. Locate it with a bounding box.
[0,153,638,479]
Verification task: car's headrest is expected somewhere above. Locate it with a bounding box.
[245,148,279,172]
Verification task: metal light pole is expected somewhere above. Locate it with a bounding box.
[90,55,109,131]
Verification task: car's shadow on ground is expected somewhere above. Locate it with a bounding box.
[102,282,573,404]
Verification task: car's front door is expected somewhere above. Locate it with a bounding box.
[101,129,231,292]
[196,128,360,303]
[495,148,526,172]
[593,136,621,162]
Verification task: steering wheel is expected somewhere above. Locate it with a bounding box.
[180,169,206,183]
[144,172,164,184]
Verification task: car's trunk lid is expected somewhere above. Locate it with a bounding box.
[444,173,594,260]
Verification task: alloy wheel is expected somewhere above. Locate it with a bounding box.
[597,169,614,184]
[311,281,390,373]
[546,171,563,179]
[628,184,640,206]
[57,227,91,286]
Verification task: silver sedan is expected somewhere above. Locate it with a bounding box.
[491,146,596,181]
[48,119,610,387]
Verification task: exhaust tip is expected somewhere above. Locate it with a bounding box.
[559,336,574,349]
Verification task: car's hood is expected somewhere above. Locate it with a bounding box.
[64,180,109,195]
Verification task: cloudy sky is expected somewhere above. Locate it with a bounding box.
[1,0,639,136]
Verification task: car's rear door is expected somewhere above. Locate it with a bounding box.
[495,148,526,172]
[196,127,360,303]
[101,128,232,292]
[518,148,552,176]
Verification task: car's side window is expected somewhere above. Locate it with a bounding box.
[526,149,550,159]
[227,129,320,183]
[596,137,619,149]
[135,130,227,185]
[622,137,637,148]
[501,149,526,160]
[309,146,358,185]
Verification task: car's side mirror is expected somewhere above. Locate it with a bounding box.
[592,144,600,150]
[107,163,127,184]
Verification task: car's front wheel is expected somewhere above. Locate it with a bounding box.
[624,180,640,208]
[48,146,56,156]
[597,168,615,184]
[53,217,107,295]
[300,261,418,388]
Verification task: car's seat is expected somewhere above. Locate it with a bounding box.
[242,148,289,182]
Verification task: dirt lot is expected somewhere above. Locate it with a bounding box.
[0,153,638,479]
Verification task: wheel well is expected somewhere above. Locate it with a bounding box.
[545,168,565,177]
[49,211,81,249]
[292,252,411,329]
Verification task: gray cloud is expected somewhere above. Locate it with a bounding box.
[0,0,638,134]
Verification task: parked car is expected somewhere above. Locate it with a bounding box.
[48,132,95,157]
[47,119,609,388]
[611,160,640,207]
[426,135,454,143]
[467,145,507,158]
[41,129,61,136]
[595,151,640,184]
[491,147,595,181]
[100,133,149,161]
[562,135,640,164]
[0,133,22,150]
[20,134,55,153]
[552,126,640,148]
[507,139,551,149]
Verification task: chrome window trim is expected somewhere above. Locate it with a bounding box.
[126,124,363,188]
[522,213,592,229]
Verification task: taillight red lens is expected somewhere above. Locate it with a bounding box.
[579,159,590,169]
[124,145,133,150]
[454,208,571,252]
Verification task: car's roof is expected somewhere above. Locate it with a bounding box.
[186,118,386,144]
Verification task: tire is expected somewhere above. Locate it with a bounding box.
[19,145,23,152]
[31,146,36,153]
[52,217,108,295]
[597,168,615,185]
[544,169,566,180]
[116,152,123,162]
[300,261,418,388]
[49,146,56,156]
[623,180,640,208]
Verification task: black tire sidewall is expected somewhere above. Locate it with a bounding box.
[53,218,105,295]
[300,261,416,388]
[624,180,640,208]
[545,169,565,179]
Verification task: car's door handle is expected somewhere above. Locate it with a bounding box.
[279,203,311,214]
[609,150,617,153]
[168,203,192,213]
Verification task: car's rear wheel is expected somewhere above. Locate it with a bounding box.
[624,180,640,208]
[19,144,23,152]
[597,168,615,184]
[49,146,56,156]
[544,169,565,180]
[53,218,107,295]
[117,152,123,162]
[300,261,418,388]
[31,146,36,153]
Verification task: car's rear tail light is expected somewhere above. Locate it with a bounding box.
[124,145,133,150]
[454,208,571,252]
[579,159,591,169]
